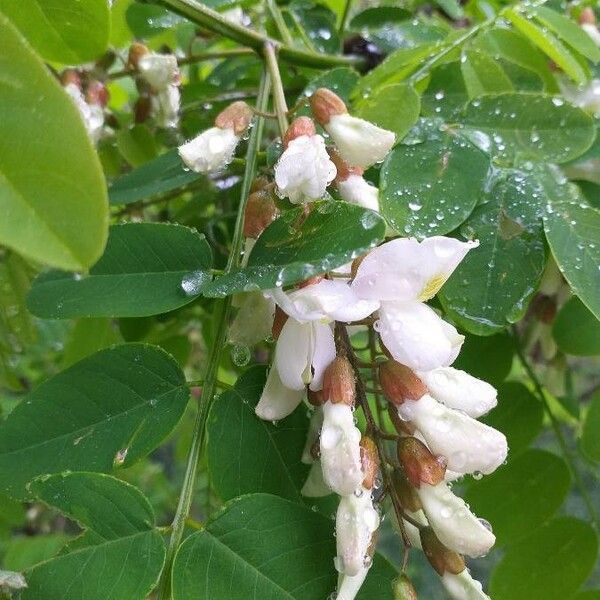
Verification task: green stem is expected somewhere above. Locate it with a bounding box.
[151,0,364,69]
[156,70,271,600]
[338,0,353,36]
[266,0,294,46]
[512,330,599,529]
[263,42,289,136]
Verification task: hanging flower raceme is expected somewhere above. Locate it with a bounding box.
[274,117,337,204]
[178,101,253,173]
[310,88,395,168]
[328,148,380,212]
[62,71,107,144]
[351,237,477,371]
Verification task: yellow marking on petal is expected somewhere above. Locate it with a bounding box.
[419,274,448,301]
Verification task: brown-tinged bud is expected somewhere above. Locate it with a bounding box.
[387,403,415,435]
[271,306,288,340]
[397,437,447,488]
[243,190,279,239]
[392,574,418,600]
[134,96,152,124]
[60,69,81,89]
[328,147,364,182]
[533,294,557,324]
[420,527,465,576]
[250,176,271,193]
[379,361,427,405]
[322,356,355,405]
[215,101,254,136]
[309,87,347,126]
[307,388,325,407]
[283,116,316,147]
[579,7,596,25]
[128,42,149,69]
[360,436,379,489]
[391,471,422,513]
[86,81,109,107]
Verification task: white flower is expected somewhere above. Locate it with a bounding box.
[442,569,491,600]
[336,569,369,600]
[153,85,180,129]
[336,487,380,576]
[274,134,336,204]
[326,113,395,168]
[352,237,477,371]
[221,6,246,26]
[301,460,331,497]
[138,53,179,90]
[320,401,363,496]
[416,481,495,558]
[338,174,380,212]
[397,394,507,475]
[179,127,239,173]
[228,292,275,347]
[560,78,600,115]
[64,83,104,143]
[255,365,304,421]
[582,23,600,47]
[416,367,497,418]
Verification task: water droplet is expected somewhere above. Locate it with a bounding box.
[231,344,251,366]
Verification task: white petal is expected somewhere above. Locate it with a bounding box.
[336,488,380,576]
[274,134,336,204]
[228,292,275,347]
[302,407,324,463]
[138,53,179,90]
[338,175,380,212]
[309,322,336,391]
[320,402,363,496]
[416,481,495,558]
[255,366,304,421]
[417,367,497,417]
[153,85,180,129]
[65,83,103,143]
[397,394,508,475]
[378,301,464,371]
[336,567,369,600]
[442,569,491,600]
[398,509,427,549]
[178,127,239,173]
[352,237,478,302]
[221,6,246,26]
[275,318,312,390]
[326,113,395,168]
[301,460,332,497]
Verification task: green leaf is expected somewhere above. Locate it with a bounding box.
[0,14,108,271]
[0,0,110,64]
[460,49,513,97]
[108,149,203,205]
[553,296,600,355]
[204,202,385,297]
[287,0,340,55]
[116,125,159,168]
[490,517,598,600]
[542,169,600,321]
[582,391,600,462]
[465,449,570,545]
[421,62,469,121]
[504,8,588,85]
[30,472,156,539]
[574,592,600,600]
[439,169,547,335]
[529,6,600,64]
[172,493,396,600]
[62,318,122,368]
[297,67,360,113]
[355,83,420,140]
[27,223,212,319]
[482,382,544,457]
[3,534,69,571]
[0,344,189,498]
[461,93,595,163]
[453,332,514,386]
[380,124,489,238]
[207,366,313,503]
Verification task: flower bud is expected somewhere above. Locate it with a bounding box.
[533,294,557,324]
[215,101,254,136]
[271,305,288,340]
[579,7,596,25]
[397,437,447,488]
[60,69,81,89]
[307,388,325,407]
[360,436,379,489]
[391,471,422,512]
[420,528,466,576]
[283,116,316,147]
[328,147,364,182]
[323,356,355,406]
[379,361,427,405]
[310,88,347,125]
[393,574,418,600]
[387,403,415,435]
[128,42,149,69]
[86,81,109,107]
[250,176,271,193]
[243,189,279,238]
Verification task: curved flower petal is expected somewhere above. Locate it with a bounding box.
[336,488,380,576]
[352,237,478,302]
[275,318,312,390]
[228,291,275,347]
[255,366,304,421]
[417,367,497,418]
[309,322,336,391]
[320,402,363,496]
[326,113,395,168]
[378,301,464,371]
[274,134,336,204]
[302,407,324,464]
[336,568,369,600]
[338,175,380,212]
[154,85,180,129]
[442,569,491,600]
[301,460,332,497]
[138,53,179,90]
[397,394,508,475]
[178,126,239,173]
[416,481,495,558]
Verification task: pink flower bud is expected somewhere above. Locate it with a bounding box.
[283,116,317,147]
[128,42,149,69]
[215,101,254,136]
[379,361,427,405]
[579,7,596,25]
[360,436,379,489]
[420,528,466,576]
[86,81,109,107]
[243,188,279,239]
[310,88,347,126]
[397,437,447,488]
[323,356,356,406]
